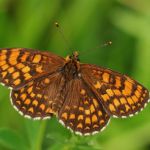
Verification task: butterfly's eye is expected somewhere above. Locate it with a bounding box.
[65,55,72,62]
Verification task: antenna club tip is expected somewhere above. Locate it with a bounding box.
[103,40,112,47]
[54,22,59,27]
[108,41,112,45]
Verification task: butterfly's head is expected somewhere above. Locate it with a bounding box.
[72,51,79,61]
[64,51,80,79]
[65,51,80,62]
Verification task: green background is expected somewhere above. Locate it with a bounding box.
[0,0,150,150]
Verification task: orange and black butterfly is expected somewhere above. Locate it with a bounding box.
[0,48,149,135]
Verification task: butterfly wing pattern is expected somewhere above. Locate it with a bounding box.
[0,48,149,136]
[0,48,65,89]
[11,72,66,119]
[81,64,150,118]
[0,48,65,119]
[58,79,110,135]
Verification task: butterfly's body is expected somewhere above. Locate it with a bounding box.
[62,52,81,80]
[0,48,149,136]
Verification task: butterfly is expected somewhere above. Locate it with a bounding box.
[0,48,149,136]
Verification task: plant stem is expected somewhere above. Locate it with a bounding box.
[32,121,47,150]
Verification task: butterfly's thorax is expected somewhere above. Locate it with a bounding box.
[63,52,80,80]
[63,60,80,80]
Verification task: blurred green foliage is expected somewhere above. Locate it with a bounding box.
[0,0,150,150]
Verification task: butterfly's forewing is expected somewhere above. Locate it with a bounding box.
[0,48,65,89]
[58,79,110,135]
[11,72,66,119]
[81,64,149,118]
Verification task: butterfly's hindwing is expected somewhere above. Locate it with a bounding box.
[11,72,66,119]
[58,79,110,135]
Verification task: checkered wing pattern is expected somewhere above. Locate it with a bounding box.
[81,64,149,118]
[58,79,110,135]
[0,48,65,89]
[11,72,66,119]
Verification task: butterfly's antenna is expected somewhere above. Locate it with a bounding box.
[80,40,112,55]
[101,40,112,47]
[54,22,71,53]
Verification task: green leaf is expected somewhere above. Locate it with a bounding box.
[0,128,28,150]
